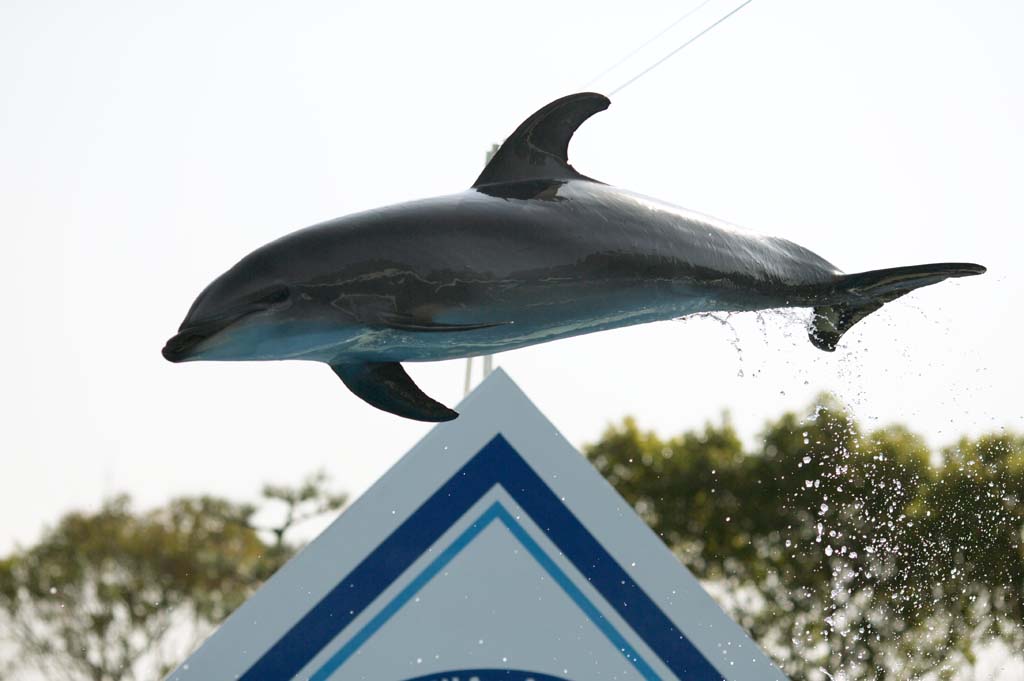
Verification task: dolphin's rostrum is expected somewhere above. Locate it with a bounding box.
[163,93,985,421]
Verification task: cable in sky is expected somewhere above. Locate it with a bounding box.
[584,0,718,89]
[609,0,756,95]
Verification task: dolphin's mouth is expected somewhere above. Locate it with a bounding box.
[163,285,293,362]
[162,309,256,362]
[162,320,231,362]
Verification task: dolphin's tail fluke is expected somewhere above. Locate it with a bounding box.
[808,262,985,351]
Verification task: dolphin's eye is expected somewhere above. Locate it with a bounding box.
[256,286,291,306]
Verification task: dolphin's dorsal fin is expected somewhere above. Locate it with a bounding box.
[472,92,609,188]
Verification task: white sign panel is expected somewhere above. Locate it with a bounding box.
[169,369,786,681]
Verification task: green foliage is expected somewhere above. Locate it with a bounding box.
[585,399,1024,680]
[0,472,346,681]
[2,411,1018,681]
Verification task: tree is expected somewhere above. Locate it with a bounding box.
[585,398,1024,680]
[0,471,346,681]
[256,470,349,558]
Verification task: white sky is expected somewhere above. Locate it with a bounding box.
[1,0,1022,564]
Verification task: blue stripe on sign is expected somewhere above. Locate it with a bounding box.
[239,435,724,681]
[403,671,568,681]
[310,502,659,681]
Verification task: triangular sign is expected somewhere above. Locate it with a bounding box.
[169,369,787,681]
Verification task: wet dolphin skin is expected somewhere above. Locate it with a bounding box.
[163,93,985,421]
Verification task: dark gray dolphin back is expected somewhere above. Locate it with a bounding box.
[473,92,609,188]
[165,91,986,422]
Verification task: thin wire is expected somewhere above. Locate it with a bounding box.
[584,0,718,89]
[609,0,755,95]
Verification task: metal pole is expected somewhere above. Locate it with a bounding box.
[463,356,473,396]
[464,144,501,396]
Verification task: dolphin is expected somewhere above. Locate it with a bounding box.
[163,92,985,421]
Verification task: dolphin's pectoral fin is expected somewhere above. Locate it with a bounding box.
[330,362,458,422]
[473,92,609,189]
